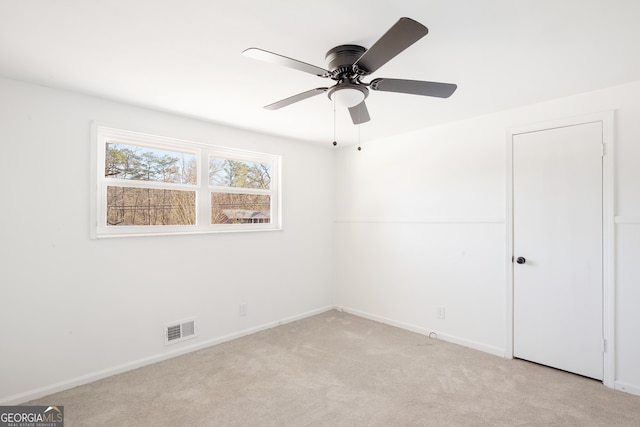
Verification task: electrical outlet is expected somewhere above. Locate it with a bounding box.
[436,307,445,320]
[239,303,248,317]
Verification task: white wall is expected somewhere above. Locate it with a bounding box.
[333,80,640,394]
[3,75,639,403]
[0,77,334,404]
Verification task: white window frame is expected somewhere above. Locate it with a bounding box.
[91,124,281,238]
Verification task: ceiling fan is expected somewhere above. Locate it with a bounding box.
[242,17,457,125]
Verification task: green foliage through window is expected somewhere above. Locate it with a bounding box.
[106,143,197,185]
[209,158,271,189]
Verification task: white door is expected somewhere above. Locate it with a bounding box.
[513,121,603,380]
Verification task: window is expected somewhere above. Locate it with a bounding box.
[92,125,281,237]
[209,157,273,225]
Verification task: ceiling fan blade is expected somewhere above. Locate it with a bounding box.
[370,78,457,98]
[348,101,371,124]
[243,48,331,77]
[353,17,429,74]
[264,87,328,110]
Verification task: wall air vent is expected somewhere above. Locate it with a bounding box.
[164,318,196,346]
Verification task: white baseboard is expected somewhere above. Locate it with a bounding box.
[1,305,334,405]
[615,381,640,397]
[338,306,505,357]
[13,305,633,404]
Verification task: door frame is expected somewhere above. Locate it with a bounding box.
[505,111,615,388]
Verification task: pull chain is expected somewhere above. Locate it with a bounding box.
[332,97,337,146]
[357,104,362,151]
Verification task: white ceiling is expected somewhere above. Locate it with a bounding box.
[2,0,640,146]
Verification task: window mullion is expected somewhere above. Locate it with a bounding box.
[198,150,210,226]
[103,178,196,191]
[209,186,272,196]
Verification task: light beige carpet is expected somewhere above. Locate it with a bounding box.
[26,311,640,426]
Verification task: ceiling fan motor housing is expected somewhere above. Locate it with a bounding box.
[325,45,368,76]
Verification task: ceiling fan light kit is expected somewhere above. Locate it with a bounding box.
[328,84,368,108]
[243,17,457,146]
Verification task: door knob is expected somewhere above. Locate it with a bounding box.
[516,257,526,264]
